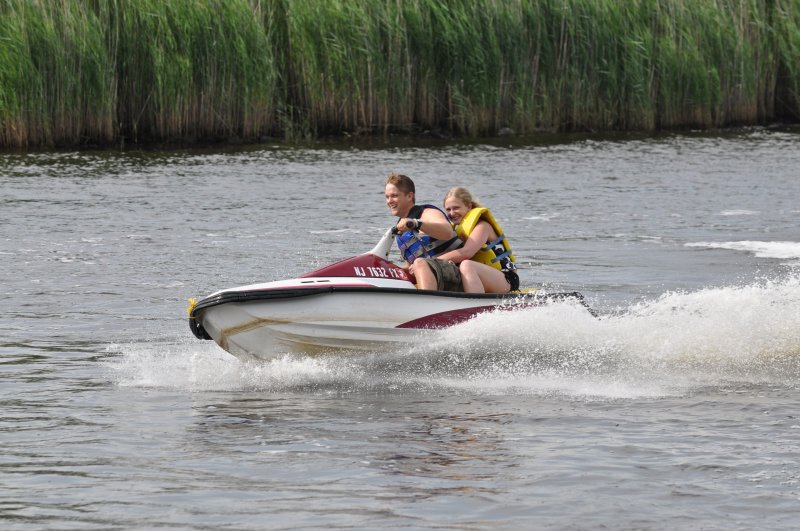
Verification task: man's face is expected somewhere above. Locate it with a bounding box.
[385,183,414,217]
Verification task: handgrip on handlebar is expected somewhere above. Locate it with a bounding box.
[392,219,416,235]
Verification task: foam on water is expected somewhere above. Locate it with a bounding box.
[686,240,800,261]
[110,276,800,399]
[108,340,367,392]
[718,209,760,216]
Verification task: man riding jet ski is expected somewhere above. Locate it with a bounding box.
[385,172,465,292]
[187,174,592,360]
[386,175,517,295]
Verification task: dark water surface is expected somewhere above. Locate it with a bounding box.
[2,129,800,529]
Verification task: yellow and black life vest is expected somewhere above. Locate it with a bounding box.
[455,208,516,271]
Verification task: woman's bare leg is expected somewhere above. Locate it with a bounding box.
[459,260,485,293]
[460,261,510,293]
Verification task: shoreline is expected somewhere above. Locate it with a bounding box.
[2,123,798,154]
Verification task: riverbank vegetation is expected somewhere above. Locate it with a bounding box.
[1,0,799,148]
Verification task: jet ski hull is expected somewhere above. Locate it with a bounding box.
[190,284,585,362]
[188,230,592,362]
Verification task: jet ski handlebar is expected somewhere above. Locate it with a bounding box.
[371,221,418,258]
[390,219,418,235]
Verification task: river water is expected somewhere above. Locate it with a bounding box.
[2,129,800,529]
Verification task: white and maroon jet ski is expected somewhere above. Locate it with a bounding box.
[189,228,591,362]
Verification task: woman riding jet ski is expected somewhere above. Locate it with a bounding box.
[414,186,519,294]
[187,175,592,361]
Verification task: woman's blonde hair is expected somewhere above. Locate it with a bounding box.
[444,186,483,209]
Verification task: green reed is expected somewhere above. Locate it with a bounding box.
[0,0,798,147]
[0,0,113,145]
[108,0,277,144]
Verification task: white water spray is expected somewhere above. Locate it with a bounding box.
[110,276,800,398]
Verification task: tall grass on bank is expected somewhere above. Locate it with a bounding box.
[1,0,799,148]
[110,0,278,143]
[0,0,276,146]
[0,0,114,145]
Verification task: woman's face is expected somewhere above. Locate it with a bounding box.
[444,196,470,224]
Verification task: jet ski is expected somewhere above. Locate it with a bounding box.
[188,228,591,362]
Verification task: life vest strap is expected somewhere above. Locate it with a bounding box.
[487,234,505,249]
[397,229,461,263]
[491,250,511,263]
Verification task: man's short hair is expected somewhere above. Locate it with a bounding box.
[386,173,415,195]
